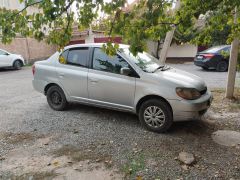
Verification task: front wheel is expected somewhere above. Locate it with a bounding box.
[139,99,173,133]
[13,60,22,70]
[46,86,68,111]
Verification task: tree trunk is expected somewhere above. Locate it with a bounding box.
[156,40,161,59]
[159,0,181,63]
[225,7,239,98]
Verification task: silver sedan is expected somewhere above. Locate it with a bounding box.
[32,43,212,133]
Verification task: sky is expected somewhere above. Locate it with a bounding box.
[72,0,137,19]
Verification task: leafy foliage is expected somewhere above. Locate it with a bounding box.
[0,0,240,55]
[175,0,240,46]
[0,0,124,49]
[0,0,176,54]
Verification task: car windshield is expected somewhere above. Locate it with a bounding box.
[202,46,230,53]
[120,48,163,73]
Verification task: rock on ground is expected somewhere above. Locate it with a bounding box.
[212,130,240,147]
[178,152,195,165]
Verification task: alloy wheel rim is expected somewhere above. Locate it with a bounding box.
[144,106,165,128]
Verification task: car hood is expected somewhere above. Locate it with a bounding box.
[12,53,21,57]
[155,67,207,91]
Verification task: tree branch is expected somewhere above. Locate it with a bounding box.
[108,10,120,37]
[7,0,43,20]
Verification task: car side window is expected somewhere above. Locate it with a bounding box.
[223,47,230,53]
[59,47,89,67]
[92,48,130,74]
[59,50,68,64]
[0,50,6,55]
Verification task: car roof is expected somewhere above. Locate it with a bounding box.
[64,43,130,50]
[213,45,231,49]
[201,45,231,53]
[0,48,8,52]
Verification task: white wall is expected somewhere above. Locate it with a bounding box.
[0,0,24,10]
[147,41,198,58]
[0,0,40,13]
[167,43,197,58]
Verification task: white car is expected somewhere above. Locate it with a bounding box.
[0,49,25,70]
[32,43,212,133]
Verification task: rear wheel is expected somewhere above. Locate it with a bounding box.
[216,61,228,72]
[13,60,22,70]
[139,99,173,133]
[46,85,68,111]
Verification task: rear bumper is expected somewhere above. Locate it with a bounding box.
[194,60,208,68]
[169,91,213,121]
[32,79,46,94]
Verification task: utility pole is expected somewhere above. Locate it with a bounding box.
[225,7,239,98]
[159,0,181,63]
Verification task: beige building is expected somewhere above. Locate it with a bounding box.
[0,0,56,63]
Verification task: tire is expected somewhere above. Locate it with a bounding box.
[216,61,228,72]
[46,85,68,111]
[139,99,173,133]
[201,67,208,70]
[13,60,22,70]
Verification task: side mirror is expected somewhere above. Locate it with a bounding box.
[120,67,131,76]
[4,53,9,56]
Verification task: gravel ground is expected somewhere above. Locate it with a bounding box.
[0,67,240,179]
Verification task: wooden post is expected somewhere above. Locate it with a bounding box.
[159,0,181,63]
[225,7,239,98]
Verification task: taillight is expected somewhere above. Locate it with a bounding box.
[32,64,35,75]
[203,54,214,59]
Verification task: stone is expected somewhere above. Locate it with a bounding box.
[181,164,189,171]
[178,152,195,165]
[212,130,240,147]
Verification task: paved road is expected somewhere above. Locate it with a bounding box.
[168,63,236,89]
[0,66,239,179]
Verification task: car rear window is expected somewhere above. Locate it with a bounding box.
[202,46,230,53]
[59,47,89,67]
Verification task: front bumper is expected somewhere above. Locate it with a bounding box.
[169,91,213,121]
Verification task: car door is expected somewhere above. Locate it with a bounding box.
[56,47,89,102]
[0,50,11,67]
[88,48,137,111]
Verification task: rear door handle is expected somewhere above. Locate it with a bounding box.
[89,78,98,83]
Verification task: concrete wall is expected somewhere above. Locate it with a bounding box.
[146,40,158,57]
[167,43,198,58]
[0,38,56,63]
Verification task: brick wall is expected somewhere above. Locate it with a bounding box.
[27,38,56,62]
[0,38,56,63]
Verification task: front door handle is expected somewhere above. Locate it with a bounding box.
[89,78,99,83]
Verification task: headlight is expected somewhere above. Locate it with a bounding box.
[176,87,201,100]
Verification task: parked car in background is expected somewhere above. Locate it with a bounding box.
[32,43,212,133]
[194,45,231,72]
[0,49,25,70]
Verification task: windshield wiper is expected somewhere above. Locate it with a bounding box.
[152,65,165,73]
